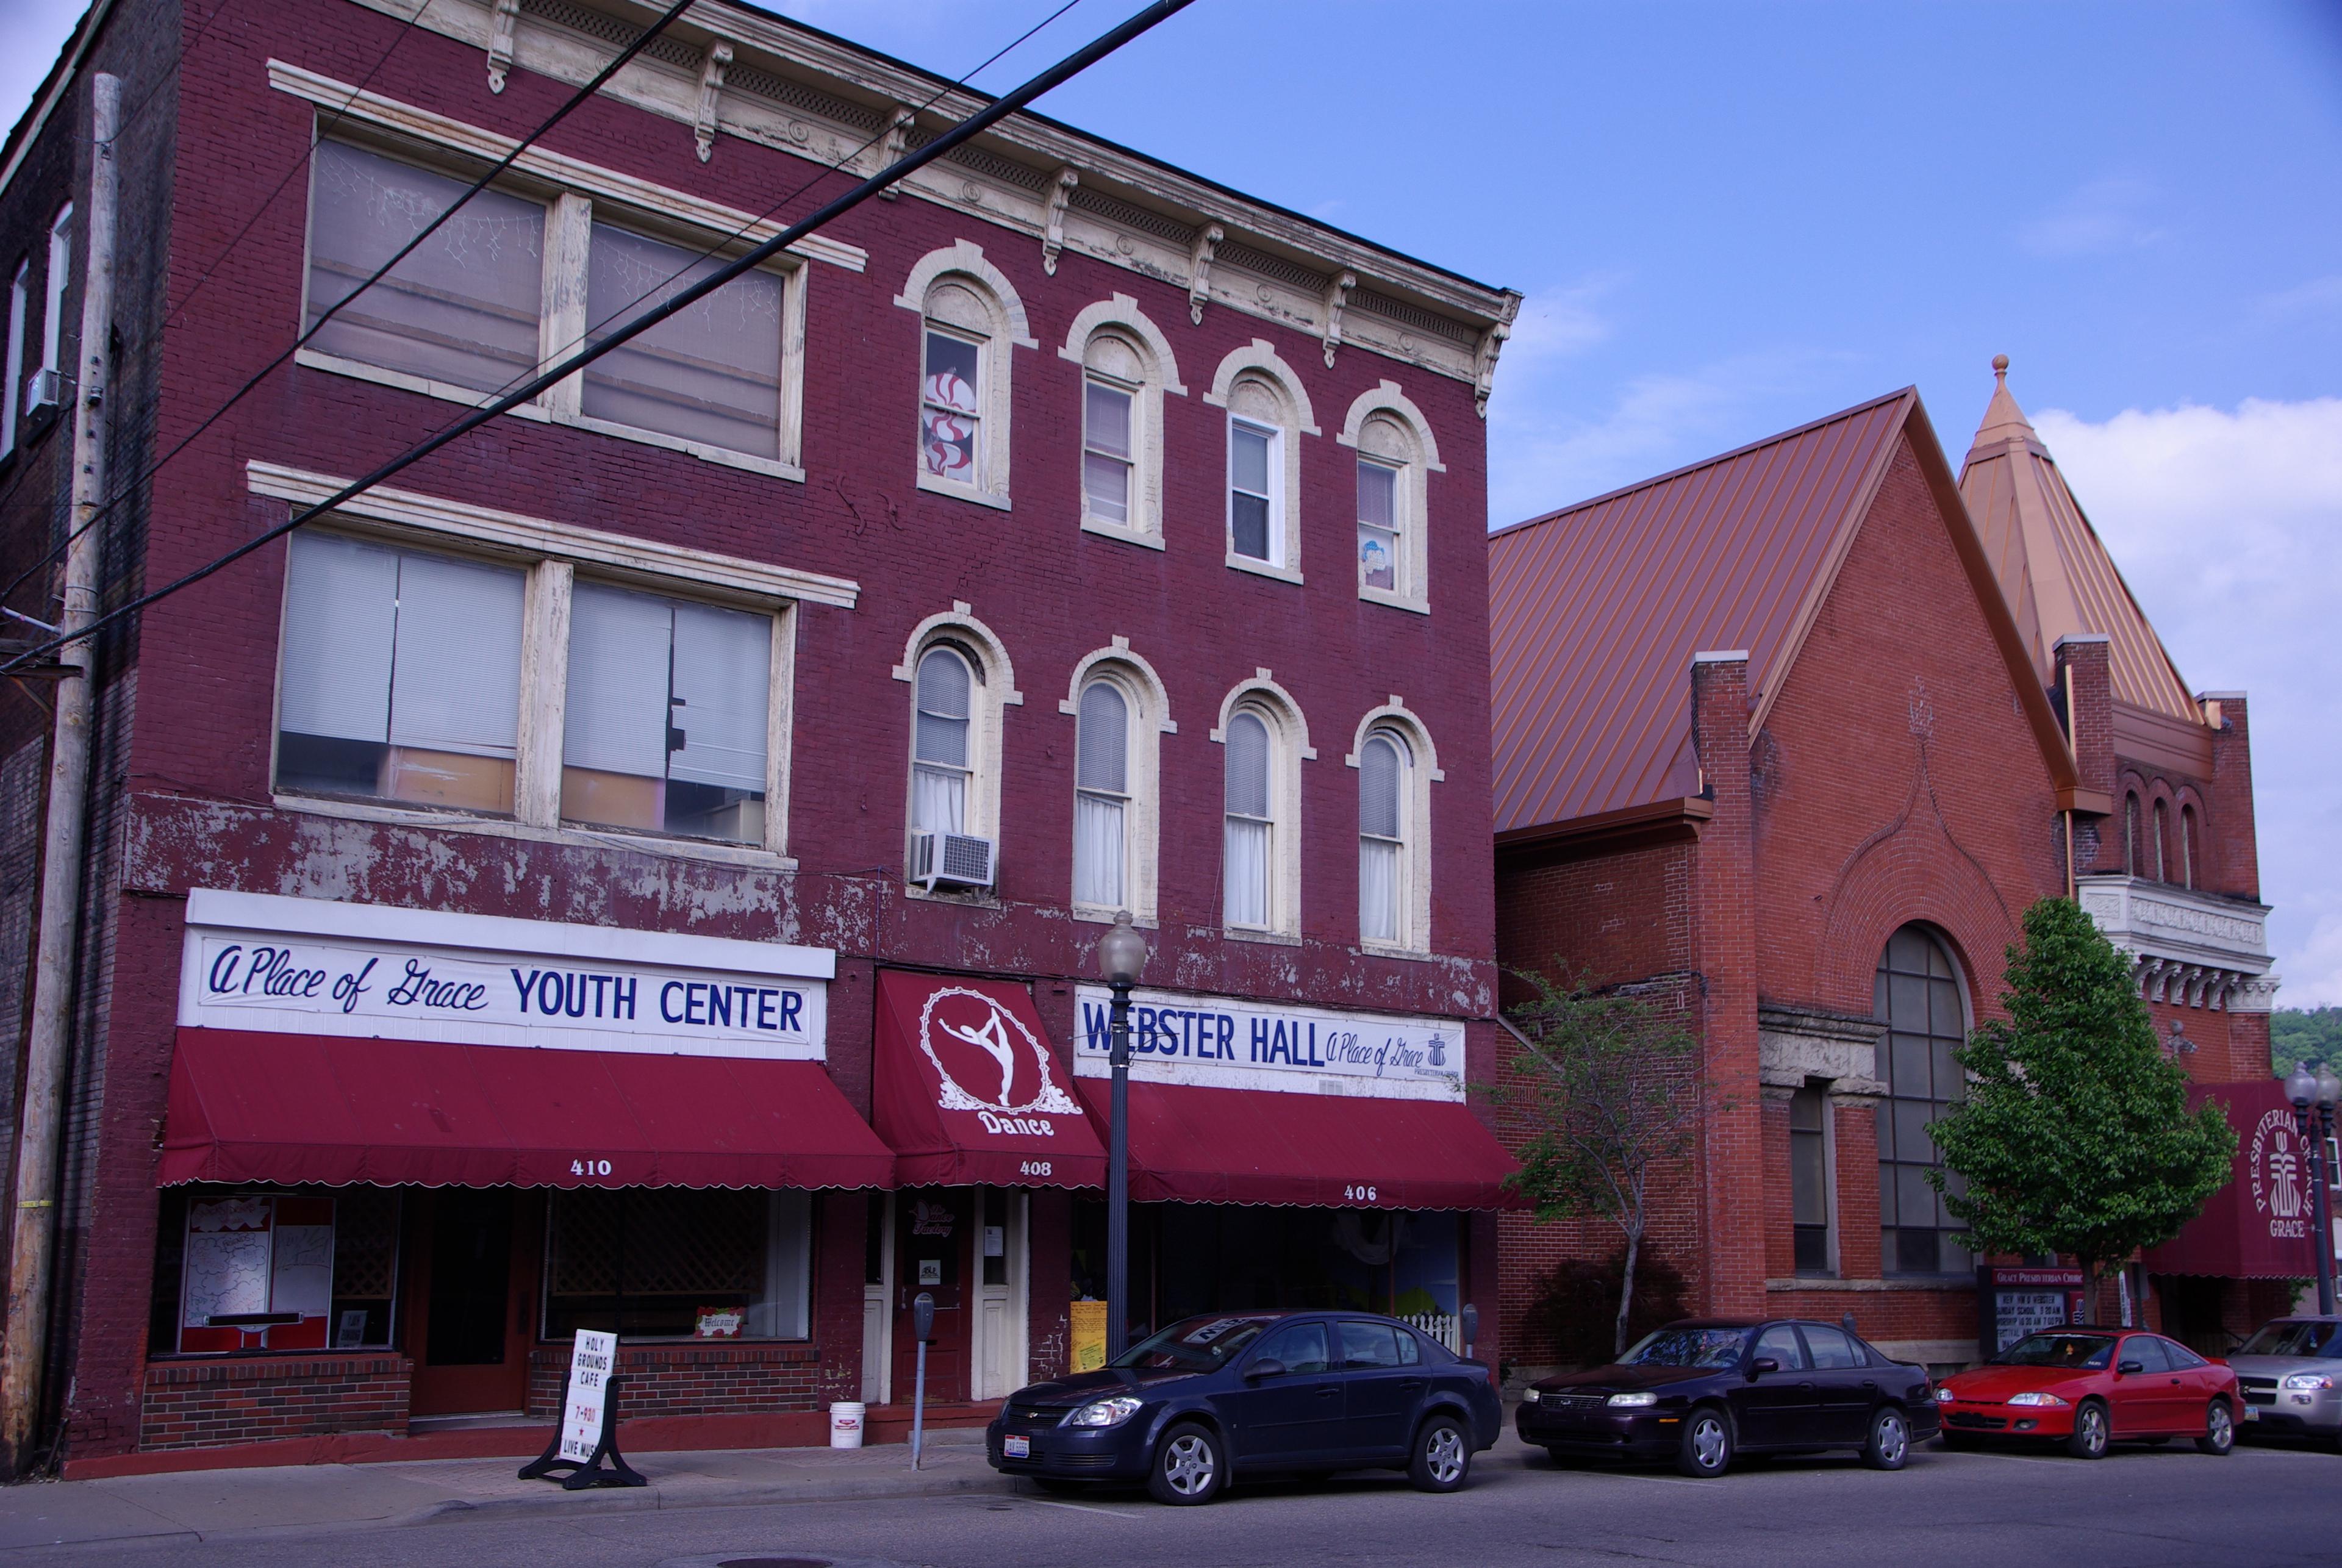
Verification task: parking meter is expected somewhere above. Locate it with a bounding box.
[910,1291,936,1470]
[1461,1303,1479,1361]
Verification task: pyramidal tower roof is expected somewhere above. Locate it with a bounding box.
[1957,356,2202,725]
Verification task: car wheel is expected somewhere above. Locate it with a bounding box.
[1674,1406,1733,1478]
[2064,1400,2110,1460]
[1861,1406,1911,1471]
[1148,1422,1224,1506]
[1408,1414,1472,1492]
[2196,1398,2235,1456]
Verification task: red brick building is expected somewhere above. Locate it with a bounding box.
[1488,368,2276,1375]
[0,0,1520,1470]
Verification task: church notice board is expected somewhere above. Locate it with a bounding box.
[1976,1265,2086,1359]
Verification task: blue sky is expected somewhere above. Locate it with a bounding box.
[5,0,2337,1004]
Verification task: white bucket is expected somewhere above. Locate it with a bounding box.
[828,1400,867,1448]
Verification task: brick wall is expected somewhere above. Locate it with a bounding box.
[140,1355,409,1450]
[527,1343,821,1420]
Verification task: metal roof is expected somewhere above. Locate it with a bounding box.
[1957,362,2204,726]
[1489,390,1914,834]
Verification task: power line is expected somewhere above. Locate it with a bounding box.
[1,0,1196,680]
[0,0,690,615]
[2,0,1086,620]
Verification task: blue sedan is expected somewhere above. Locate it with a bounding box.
[986,1310,1502,1505]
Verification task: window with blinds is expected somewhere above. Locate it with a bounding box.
[276,532,525,814]
[1358,731,1408,944]
[1224,709,1273,929]
[561,582,772,844]
[911,646,974,837]
[304,140,545,395]
[1083,378,1135,525]
[1074,680,1130,908]
[582,222,784,459]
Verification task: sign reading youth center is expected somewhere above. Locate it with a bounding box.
[179,890,830,1059]
[1073,986,1463,1101]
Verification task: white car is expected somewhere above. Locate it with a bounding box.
[2229,1317,2342,1447]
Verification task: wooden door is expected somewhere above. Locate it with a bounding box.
[892,1187,972,1404]
[408,1189,532,1417]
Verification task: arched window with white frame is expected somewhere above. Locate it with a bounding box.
[1224,709,1275,929]
[911,644,975,836]
[1339,383,1441,612]
[1062,296,1182,546]
[1074,679,1131,909]
[897,243,1031,509]
[1207,343,1316,583]
[1358,729,1411,945]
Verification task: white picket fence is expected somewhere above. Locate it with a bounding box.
[1402,1311,1461,1353]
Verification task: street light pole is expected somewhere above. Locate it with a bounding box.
[2285,1064,2338,1316]
[1095,912,1148,1361]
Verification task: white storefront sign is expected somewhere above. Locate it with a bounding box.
[1073,985,1463,1101]
[559,1329,617,1463]
[179,890,831,1059]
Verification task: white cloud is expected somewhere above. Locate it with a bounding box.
[2017,177,2168,259]
[2035,397,2342,1006]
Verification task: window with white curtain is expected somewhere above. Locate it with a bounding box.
[1074,680,1130,909]
[41,203,71,379]
[561,582,772,843]
[1358,730,1409,944]
[1223,709,1274,929]
[2,260,25,456]
[1228,418,1279,564]
[911,645,975,836]
[303,140,545,395]
[275,532,526,814]
[582,221,784,459]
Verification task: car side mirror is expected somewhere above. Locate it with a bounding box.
[2118,1359,2143,1376]
[1749,1356,1780,1378]
[1245,1358,1288,1381]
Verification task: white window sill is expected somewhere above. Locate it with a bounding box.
[903,881,1003,909]
[272,793,795,870]
[917,470,1012,512]
[296,351,803,480]
[1359,939,1438,964]
[1222,925,1302,947]
[1080,515,1165,551]
[1072,903,1158,928]
[1225,552,1303,586]
[1359,585,1430,616]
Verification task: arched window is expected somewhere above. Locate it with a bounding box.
[1339,384,1441,612]
[1224,709,1274,930]
[1062,298,1181,545]
[2152,798,2171,881]
[2124,791,2142,875]
[898,243,1030,509]
[1208,343,1315,583]
[1874,925,1969,1276]
[2182,804,2201,890]
[1074,679,1131,910]
[911,645,973,836]
[1358,730,1410,945]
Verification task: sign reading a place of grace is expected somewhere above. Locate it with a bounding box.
[179,889,831,1059]
[1072,985,1464,1101]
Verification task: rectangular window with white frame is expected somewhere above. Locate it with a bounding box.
[1228,418,1280,564]
[1,260,25,457]
[919,328,983,485]
[1357,457,1400,593]
[300,138,799,473]
[41,202,70,379]
[1082,376,1135,526]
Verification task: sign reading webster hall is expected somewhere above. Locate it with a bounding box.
[179,889,831,1059]
[1074,986,1463,1101]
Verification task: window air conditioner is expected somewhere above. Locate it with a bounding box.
[911,829,997,892]
[19,368,62,432]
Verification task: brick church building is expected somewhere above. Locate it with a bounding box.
[1489,362,2277,1373]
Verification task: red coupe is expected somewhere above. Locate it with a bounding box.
[1934,1328,2239,1459]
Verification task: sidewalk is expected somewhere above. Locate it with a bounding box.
[1,1429,1008,1554]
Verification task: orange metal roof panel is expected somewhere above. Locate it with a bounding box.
[1491,390,1913,832]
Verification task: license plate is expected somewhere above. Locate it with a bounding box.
[1003,1434,1031,1457]
[2242,1408,2258,1422]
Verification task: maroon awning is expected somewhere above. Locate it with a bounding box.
[872,972,1105,1187]
[1075,1078,1524,1210]
[2145,1079,2321,1280]
[159,1028,895,1189]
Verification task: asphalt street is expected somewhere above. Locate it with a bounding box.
[7,1435,2337,1567]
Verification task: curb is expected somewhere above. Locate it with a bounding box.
[412,1464,1013,1526]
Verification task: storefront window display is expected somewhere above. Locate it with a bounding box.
[149,1187,401,1353]
[542,1187,812,1341]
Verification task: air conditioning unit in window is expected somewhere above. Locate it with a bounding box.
[911,829,997,892]
[19,368,63,433]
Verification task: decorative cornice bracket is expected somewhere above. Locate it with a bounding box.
[877,106,915,198]
[1321,270,1356,368]
[694,42,734,163]
[1187,222,1223,326]
[486,0,520,93]
[1042,166,1080,274]
[1474,291,1522,419]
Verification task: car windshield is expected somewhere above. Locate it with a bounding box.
[1617,1327,1749,1369]
[1994,1333,2117,1370]
[2238,1320,2342,1358]
[1109,1314,1275,1372]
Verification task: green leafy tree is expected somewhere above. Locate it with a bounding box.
[1491,968,1700,1358]
[2272,1008,2342,1078]
[1928,898,2235,1312]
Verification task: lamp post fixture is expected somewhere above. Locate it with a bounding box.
[2285,1063,2340,1316]
[1095,911,1149,1359]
